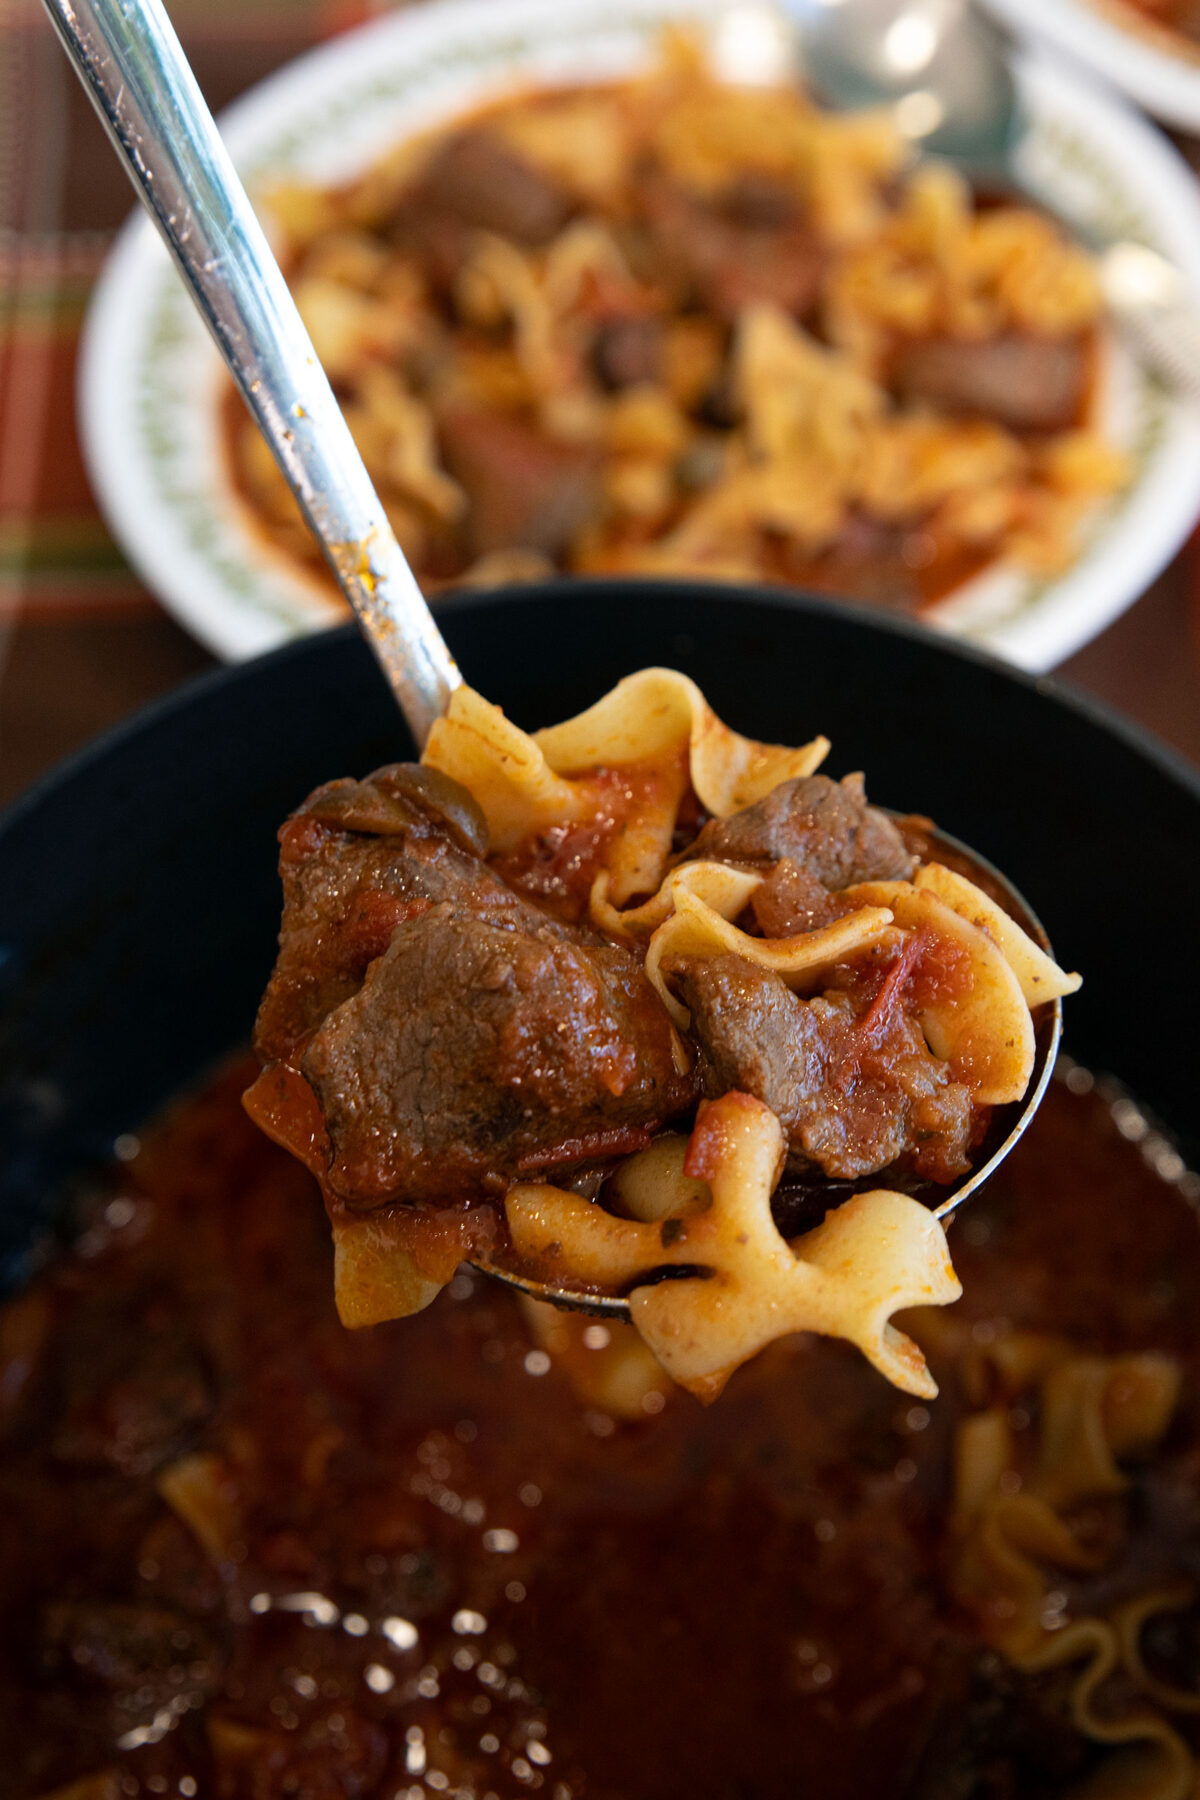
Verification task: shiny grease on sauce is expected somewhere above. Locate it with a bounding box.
[1,1062,1199,1799]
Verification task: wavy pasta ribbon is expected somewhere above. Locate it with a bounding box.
[951,1342,1191,1798]
[1115,1586,1200,1719]
[531,668,830,812]
[962,1326,1074,1407]
[331,1207,455,1328]
[953,1432,1100,1657]
[1014,1619,1196,1800]
[508,1090,960,1402]
[588,859,762,942]
[422,672,828,899]
[458,222,639,409]
[518,1296,674,1420]
[156,1452,242,1570]
[953,1352,1183,1655]
[843,877,1036,1104]
[1031,1354,1181,1512]
[912,862,1082,1004]
[645,884,898,1030]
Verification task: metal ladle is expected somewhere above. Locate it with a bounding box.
[43,0,1062,1313]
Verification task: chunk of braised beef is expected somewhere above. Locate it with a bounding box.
[723,171,800,229]
[303,903,693,1208]
[781,511,924,610]
[255,771,695,1209]
[679,951,826,1132]
[641,176,825,320]
[255,766,523,1067]
[413,129,572,246]
[592,314,665,390]
[675,951,974,1182]
[388,204,472,296]
[686,772,914,887]
[41,1600,222,1701]
[438,406,600,560]
[751,858,850,937]
[892,333,1088,434]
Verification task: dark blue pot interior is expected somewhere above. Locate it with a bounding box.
[2,581,1197,1290]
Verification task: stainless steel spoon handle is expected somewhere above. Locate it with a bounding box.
[41,0,460,746]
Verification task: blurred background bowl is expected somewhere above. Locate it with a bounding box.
[78,0,1200,673]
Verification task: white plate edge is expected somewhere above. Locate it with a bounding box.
[983,0,1200,132]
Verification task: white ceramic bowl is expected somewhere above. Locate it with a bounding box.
[982,0,1200,134]
[79,0,1200,670]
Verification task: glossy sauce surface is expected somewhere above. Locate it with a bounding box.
[490,762,683,922]
[2,1065,1199,1798]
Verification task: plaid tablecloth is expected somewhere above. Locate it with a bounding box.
[0,0,363,616]
[0,0,377,797]
[2,0,1199,805]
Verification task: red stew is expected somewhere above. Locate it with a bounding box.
[2,1064,1199,1798]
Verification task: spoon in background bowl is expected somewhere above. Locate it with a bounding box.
[42,0,1064,1307]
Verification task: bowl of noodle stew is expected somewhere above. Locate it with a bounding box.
[79,0,1200,670]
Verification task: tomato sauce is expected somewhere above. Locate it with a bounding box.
[490,763,682,922]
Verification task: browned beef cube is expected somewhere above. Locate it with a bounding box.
[892,334,1088,434]
[438,407,601,561]
[304,903,693,1208]
[781,511,924,611]
[686,773,914,887]
[415,129,572,246]
[675,953,973,1183]
[255,766,695,1209]
[255,764,516,1067]
[642,177,825,321]
[751,858,849,937]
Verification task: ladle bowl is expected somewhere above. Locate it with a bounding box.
[475,816,1063,1317]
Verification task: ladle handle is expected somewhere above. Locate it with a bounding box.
[41,0,461,746]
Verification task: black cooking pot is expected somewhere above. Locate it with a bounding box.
[2,581,1198,1293]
